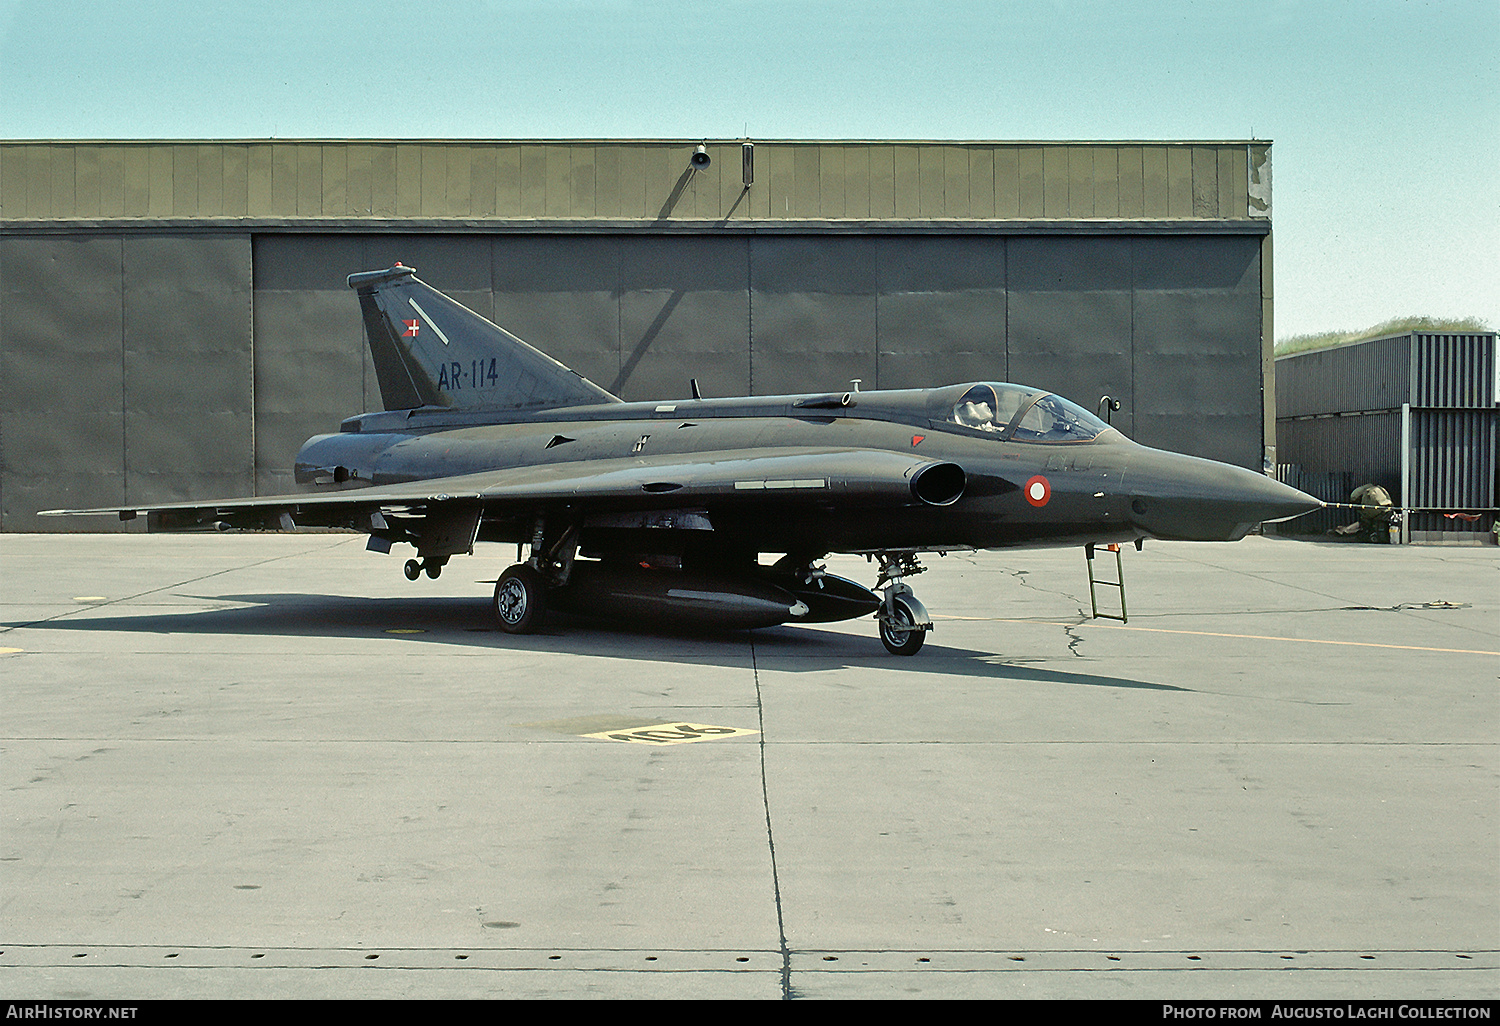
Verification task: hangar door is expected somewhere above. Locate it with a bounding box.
[0,233,253,528]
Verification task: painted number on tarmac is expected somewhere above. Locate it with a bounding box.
[583,722,759,745]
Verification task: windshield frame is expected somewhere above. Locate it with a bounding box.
[948,383,1111,444]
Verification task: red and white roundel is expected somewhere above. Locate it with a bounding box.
[1024,474,1051,507]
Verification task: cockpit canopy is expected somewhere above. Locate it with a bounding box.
[951,383,1111,443]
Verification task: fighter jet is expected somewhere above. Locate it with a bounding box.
[44,264,1321,655]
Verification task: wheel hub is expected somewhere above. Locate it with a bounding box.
[496,578,529,623]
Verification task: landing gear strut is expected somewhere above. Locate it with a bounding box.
[872,551,933,656]
[492,518,578,634]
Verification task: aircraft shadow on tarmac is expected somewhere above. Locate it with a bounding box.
[7,591,1189,693]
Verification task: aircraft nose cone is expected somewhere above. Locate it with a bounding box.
[1125,448,1322,541]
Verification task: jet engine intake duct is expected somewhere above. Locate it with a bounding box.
[910,462,966,506]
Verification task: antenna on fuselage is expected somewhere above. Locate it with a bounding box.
[690,378,703,400]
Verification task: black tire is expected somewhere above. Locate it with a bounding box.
[404,559,422,581]
[494,564,547,634]
[424,562,442,579]
[879,603,926,656]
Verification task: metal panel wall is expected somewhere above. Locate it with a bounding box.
[250,234,371,496]
[0,236,126,528]
[1128,235,1265,465]
[1413,333,1496,408]
[1005,235,1134,436]
[614,235,748,403]
[873,235,1009,391]
[3,227,1269,531]
[2,141,1273,225]
[1275,412,1403,537]
[0,233,253,530]
[1407,334,1496,538]
[1276,335,1410,419]
[1277,332,1496,415]
[750,236,878,397]
[1407,408,1497,539]
[123,236,254,504]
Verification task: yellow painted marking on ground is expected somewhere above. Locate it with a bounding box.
[72,596,108,602]
[1,648,21,656]
[934,616,1500,657]
[583,722,759,745]
[384,628,427,634]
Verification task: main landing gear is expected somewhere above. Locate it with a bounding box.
[494,563,547,634]
[493,519,577,635]
[872,551,933,656]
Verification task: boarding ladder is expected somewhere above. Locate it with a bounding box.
[1084,543,1128,623]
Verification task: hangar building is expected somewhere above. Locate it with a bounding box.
[1276,331,1497,543]
[0,139,1275,531]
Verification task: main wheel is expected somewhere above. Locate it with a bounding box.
[494,564,547,634]
[404,559,422,581]
[879,604,927,656]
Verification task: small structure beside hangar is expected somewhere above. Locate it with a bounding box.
[1276,331,1497,543]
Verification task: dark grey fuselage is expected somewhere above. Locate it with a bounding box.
[295,382,1311,561]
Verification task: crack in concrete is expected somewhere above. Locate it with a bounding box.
[1005,567,1092,657]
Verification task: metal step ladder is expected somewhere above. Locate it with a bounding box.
[1085,543,1128,622]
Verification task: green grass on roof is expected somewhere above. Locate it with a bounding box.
[1275,316,1493,357]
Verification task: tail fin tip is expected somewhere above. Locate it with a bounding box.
[347,264,417,290]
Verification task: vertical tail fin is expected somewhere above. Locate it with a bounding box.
[346,265,620,412]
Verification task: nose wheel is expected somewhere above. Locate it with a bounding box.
[879,603,926,655]
[872,551,932,656]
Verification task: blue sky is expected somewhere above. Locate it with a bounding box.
[2,0,1495,339]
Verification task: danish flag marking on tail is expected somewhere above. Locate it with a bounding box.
[402,320,420,337]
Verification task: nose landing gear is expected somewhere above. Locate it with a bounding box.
[872,551,933,656]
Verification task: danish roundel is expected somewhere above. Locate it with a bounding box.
[1024,474,1051,507]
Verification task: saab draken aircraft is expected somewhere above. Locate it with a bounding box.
[45,265,1321,655]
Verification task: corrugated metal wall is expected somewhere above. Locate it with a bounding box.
[1413,333,1496,407]
[1277,336,1410,419]
[0,141,1269,224]
[1276,414,1402,534]
[1276,333,1498,542]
